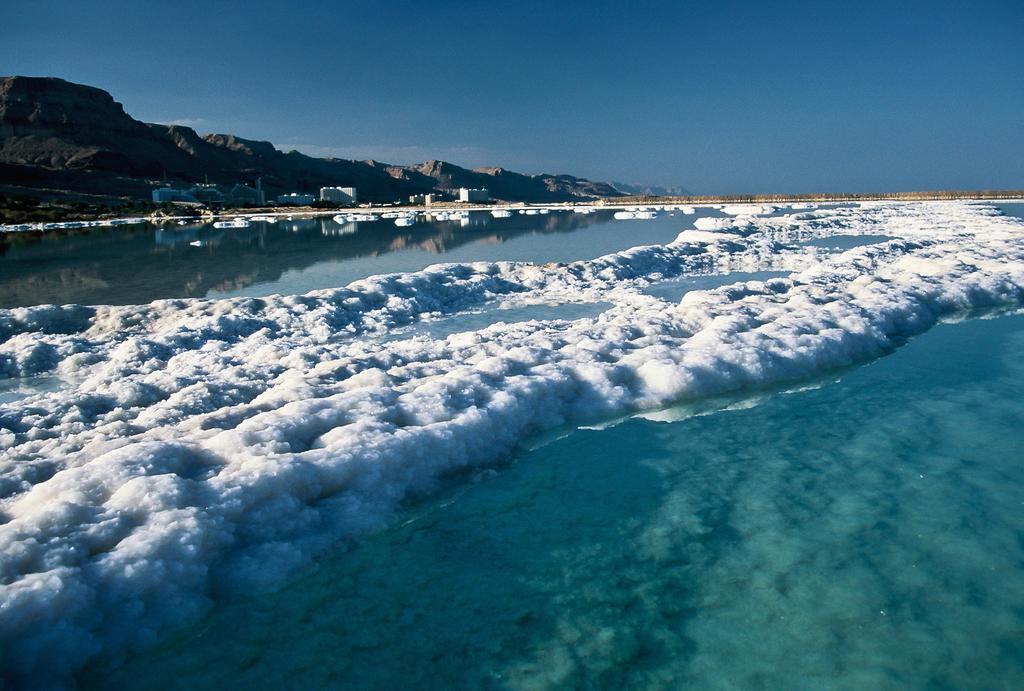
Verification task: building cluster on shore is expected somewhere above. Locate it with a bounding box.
[152,180,267,206]
[151,181,493,210]
[408,188,490,206]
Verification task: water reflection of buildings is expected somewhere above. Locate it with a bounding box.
[1,211,613,307]
[279,218,323,233]
[154,227,201,246]
[155,227,229,248]
[323,222,358,236]
[460,211,490,228]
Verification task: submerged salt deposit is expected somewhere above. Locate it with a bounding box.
[1,201,1023,685]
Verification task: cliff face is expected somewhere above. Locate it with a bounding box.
[0,77,199,177]
[0,76,623,203]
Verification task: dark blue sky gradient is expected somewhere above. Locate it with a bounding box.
[2,0,1022,193]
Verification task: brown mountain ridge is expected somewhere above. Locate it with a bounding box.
[0,76,624,204]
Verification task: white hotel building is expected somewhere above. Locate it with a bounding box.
[320,186,358,204]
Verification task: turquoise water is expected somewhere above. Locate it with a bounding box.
[81,313,1024,689]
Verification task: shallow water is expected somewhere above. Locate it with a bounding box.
[996,202,1024,220]
[0,209,720,308]
[82,313,1024,689]
[0,374,63,404]
[380,301,613,342]
[642,271,790,302]
[801,234,893,250]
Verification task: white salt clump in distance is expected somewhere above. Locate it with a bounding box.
[720,204,777,216]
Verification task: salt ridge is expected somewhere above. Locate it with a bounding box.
[1,201,1023,685]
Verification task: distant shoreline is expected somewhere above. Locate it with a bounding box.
[597,189,1024,205]
[2,191,1022,234]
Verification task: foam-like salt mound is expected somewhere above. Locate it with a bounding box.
[1,201,1023,685]
[720,204,778,216]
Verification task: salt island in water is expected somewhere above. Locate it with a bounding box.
[1,201,1024,687]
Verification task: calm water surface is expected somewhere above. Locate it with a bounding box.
[0,210,723,308]
[996,202,1024,220]
[378,301,614,343]
[802,234,893,250]
[1,202,1012,310]
[642,271,790,302]
[81,312,1024,689]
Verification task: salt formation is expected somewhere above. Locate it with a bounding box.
[1,201,1022,685]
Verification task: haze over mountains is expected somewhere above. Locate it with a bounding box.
[0,76,626,204]
[611,181,692,197]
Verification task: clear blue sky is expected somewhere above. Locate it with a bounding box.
[2,0,1022,193]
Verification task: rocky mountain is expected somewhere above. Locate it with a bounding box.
[611,181,692,197]
[0,76,623,204]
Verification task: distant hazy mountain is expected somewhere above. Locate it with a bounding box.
[0,76,624,204]
[612,181,692,197]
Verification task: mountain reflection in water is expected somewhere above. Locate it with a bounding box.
[0,211,634,307]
